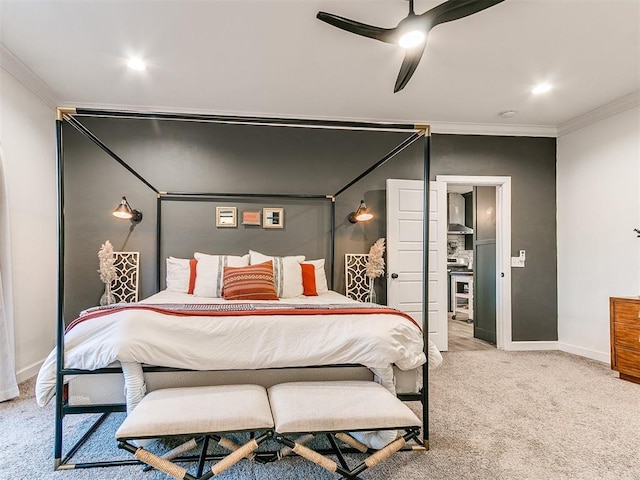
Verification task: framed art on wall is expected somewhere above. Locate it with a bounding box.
[216,206,237,227]
[263,207,284,228]
[242,210,261,226]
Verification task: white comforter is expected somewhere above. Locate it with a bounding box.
[36,291,440,407]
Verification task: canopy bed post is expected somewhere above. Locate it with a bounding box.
[156,194,162,292]
[421,124,431,448]
[330,196,336,290]
[53,110,67,468]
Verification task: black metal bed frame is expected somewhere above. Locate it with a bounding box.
[53,108,431,470]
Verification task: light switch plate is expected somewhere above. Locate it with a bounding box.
[511,257,525,268]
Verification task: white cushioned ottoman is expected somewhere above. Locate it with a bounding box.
[116,384,274,479]
[268,380,421,434]
[116,384,273,440]
[268,381,422,479]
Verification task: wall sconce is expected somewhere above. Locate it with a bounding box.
[348,200,373,223]
[112,196,143,224]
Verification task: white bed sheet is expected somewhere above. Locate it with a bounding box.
[36,291,441,407]
[142,289,357,305]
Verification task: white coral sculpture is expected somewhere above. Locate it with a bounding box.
[366,237,386,280]
[97,240,117,285]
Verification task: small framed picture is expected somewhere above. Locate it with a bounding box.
[216,206,237,228]
[263,207,284,229]
[242,210,261,226]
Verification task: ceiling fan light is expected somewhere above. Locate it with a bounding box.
[398,30,425,49]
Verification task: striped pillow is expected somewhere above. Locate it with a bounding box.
[193,252,250,297]
[222,261,278,301]
[249,250,305,298]
[166,257,198,294]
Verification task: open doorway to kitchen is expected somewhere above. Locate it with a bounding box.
[447,185,494,351]
[437,175,513,351]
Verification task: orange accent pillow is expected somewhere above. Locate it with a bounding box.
[188,258,197,295]
[301,263,318,296]
[223,261,278,301]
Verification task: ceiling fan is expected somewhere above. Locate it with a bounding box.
[317,0,505,93]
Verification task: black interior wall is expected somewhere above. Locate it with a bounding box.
[62,118,557,344]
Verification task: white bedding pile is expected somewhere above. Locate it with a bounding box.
[36,291,441,407]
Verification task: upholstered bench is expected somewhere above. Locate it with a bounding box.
[115,384,274,480]
[268,380,422,479]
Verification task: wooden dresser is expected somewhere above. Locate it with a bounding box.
[610,296,640,384]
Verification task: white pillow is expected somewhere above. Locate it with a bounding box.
[302,259,329,294]
[249,250,305,298]
[193,252,249,297]
[166,257,191,293]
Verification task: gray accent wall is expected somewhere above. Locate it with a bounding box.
[431,134,558,342]
[62,118,416,324]
[62,119,557,343]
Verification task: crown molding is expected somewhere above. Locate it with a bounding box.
[557,91,640,137]
[0,43,60,109]
[66,101,559,138]
[429,121,557,137]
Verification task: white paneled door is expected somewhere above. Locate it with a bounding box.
[387,179,448,351]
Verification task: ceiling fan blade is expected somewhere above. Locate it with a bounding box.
[394,42,427,93]
[317,11,395,44]
[425,0,505,27]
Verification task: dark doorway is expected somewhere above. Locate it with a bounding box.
[473,186,497,344]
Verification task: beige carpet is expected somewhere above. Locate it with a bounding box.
[1,349,638,479]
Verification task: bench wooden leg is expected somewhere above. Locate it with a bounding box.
[350,428,420,478]
[275,427,421,480]
[119,431,273,480]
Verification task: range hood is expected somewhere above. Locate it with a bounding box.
[448,193,474,234]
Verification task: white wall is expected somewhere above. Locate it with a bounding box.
[0,66,57,381]
[557,106,640,362]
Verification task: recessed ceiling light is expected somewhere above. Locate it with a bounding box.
[531,83,552,95]
[127,57,146,71]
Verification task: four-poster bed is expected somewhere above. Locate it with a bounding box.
[43,107,435,471]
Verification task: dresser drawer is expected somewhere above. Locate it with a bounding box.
[615,348,640,379]
[612,300,640,326]
[613,324,640,351]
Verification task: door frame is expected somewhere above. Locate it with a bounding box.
[436,175,512,350]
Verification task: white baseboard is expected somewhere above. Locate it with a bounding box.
[558,342,610,364]
[505,341,558,351]
[16,359,44,384]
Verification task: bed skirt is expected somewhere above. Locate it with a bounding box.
[66,365,422,407]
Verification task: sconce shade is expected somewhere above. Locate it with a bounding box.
[113,196,143,223]
[113,198,132,219]
[348,200,373,223]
